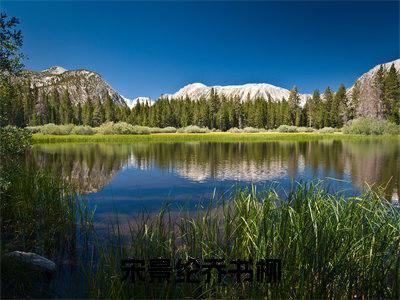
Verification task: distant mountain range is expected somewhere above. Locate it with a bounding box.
[163,82,311,106]
[16,59,400,119]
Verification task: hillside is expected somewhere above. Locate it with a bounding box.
[17,66,126,106]
[348,59,400,118]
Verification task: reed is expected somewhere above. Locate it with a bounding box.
[83,183,400,299]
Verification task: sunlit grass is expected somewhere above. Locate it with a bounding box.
[32,132,399,144]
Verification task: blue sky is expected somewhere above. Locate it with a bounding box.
[2,1,399,99]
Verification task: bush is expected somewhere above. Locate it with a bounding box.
[277,125,298,133]
[40,123,74,135]
[149,127,177,133]
[297,127,316,133]
[342,118,400,135]
[243,127,265,133]
[177,125,210,133]
[25,126,41,134]
[96,122,151,135]
[0,126,31,158]
[131,125,151,135]
[71,125,95,135]
[227,127,242,133]
[318,127,336,134]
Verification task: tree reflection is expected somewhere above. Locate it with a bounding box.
[29,140,400,200]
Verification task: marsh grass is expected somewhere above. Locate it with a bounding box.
[0,164,80,298]
[83,183,400,299]
[31,131,400,144]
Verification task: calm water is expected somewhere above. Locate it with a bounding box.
[29,140,400,224]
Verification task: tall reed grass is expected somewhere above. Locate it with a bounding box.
[1,126,79,298]
[83,183,400,299]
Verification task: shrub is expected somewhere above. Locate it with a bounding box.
[131,125,151,135]
[277,125,298,133]
[71,126,95,135]
[297,127,316,133]
[318,127,336,134]
[150,127,177,133]
[0,126,31,158]
[96,122,151,135]
[243,127,265,133]
[96,122,115,134]
[342,118,400,135]
[113,122,136,134]
[25,126,41,134]
[177,125,210,133]
[40,123,74,135]
[227,127,243,133]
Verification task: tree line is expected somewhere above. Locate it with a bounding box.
[1,63,399,129]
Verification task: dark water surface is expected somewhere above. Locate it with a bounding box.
[29,140,399,224]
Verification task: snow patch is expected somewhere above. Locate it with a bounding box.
[123,96,154,109]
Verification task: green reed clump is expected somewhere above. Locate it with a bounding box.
[84,184,400,299]
[1,126,79,298]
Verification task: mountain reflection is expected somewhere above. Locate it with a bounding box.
[30,140,400,200]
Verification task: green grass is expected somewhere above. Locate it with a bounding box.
[84,183,400,299]
[32,132,400,144]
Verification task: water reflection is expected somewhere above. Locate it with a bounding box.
[30,140,400,204]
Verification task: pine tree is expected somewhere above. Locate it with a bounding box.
[104,95,116,122]
[74,103,82,125]
[208,88,220,128]
[92,97,105,126]
[288,86,301,126]
[348,81,360,120]
[331,84,346,127]
[323,87,334,127]
[374,65,386,118]
[49,90,61,124]
[82,98,93,126]
[60,91,73,124]
[383,64,400,124]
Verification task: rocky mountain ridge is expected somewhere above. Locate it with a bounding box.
[18,66,126,106]
[17,59,400,119]
[348,59,400,118]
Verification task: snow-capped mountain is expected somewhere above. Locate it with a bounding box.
[122,96,154,109]
[164,82,311,106]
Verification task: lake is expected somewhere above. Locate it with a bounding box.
[29,139,399,226]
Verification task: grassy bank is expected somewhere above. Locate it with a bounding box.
[85,184,400,299]
[0,127,79,298]
[31,131,400,144]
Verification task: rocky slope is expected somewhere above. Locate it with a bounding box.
[348,59,400,118]
[18,66,126,105]
[163,82,311,106]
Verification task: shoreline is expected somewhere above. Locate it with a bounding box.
[31,132,400,144]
